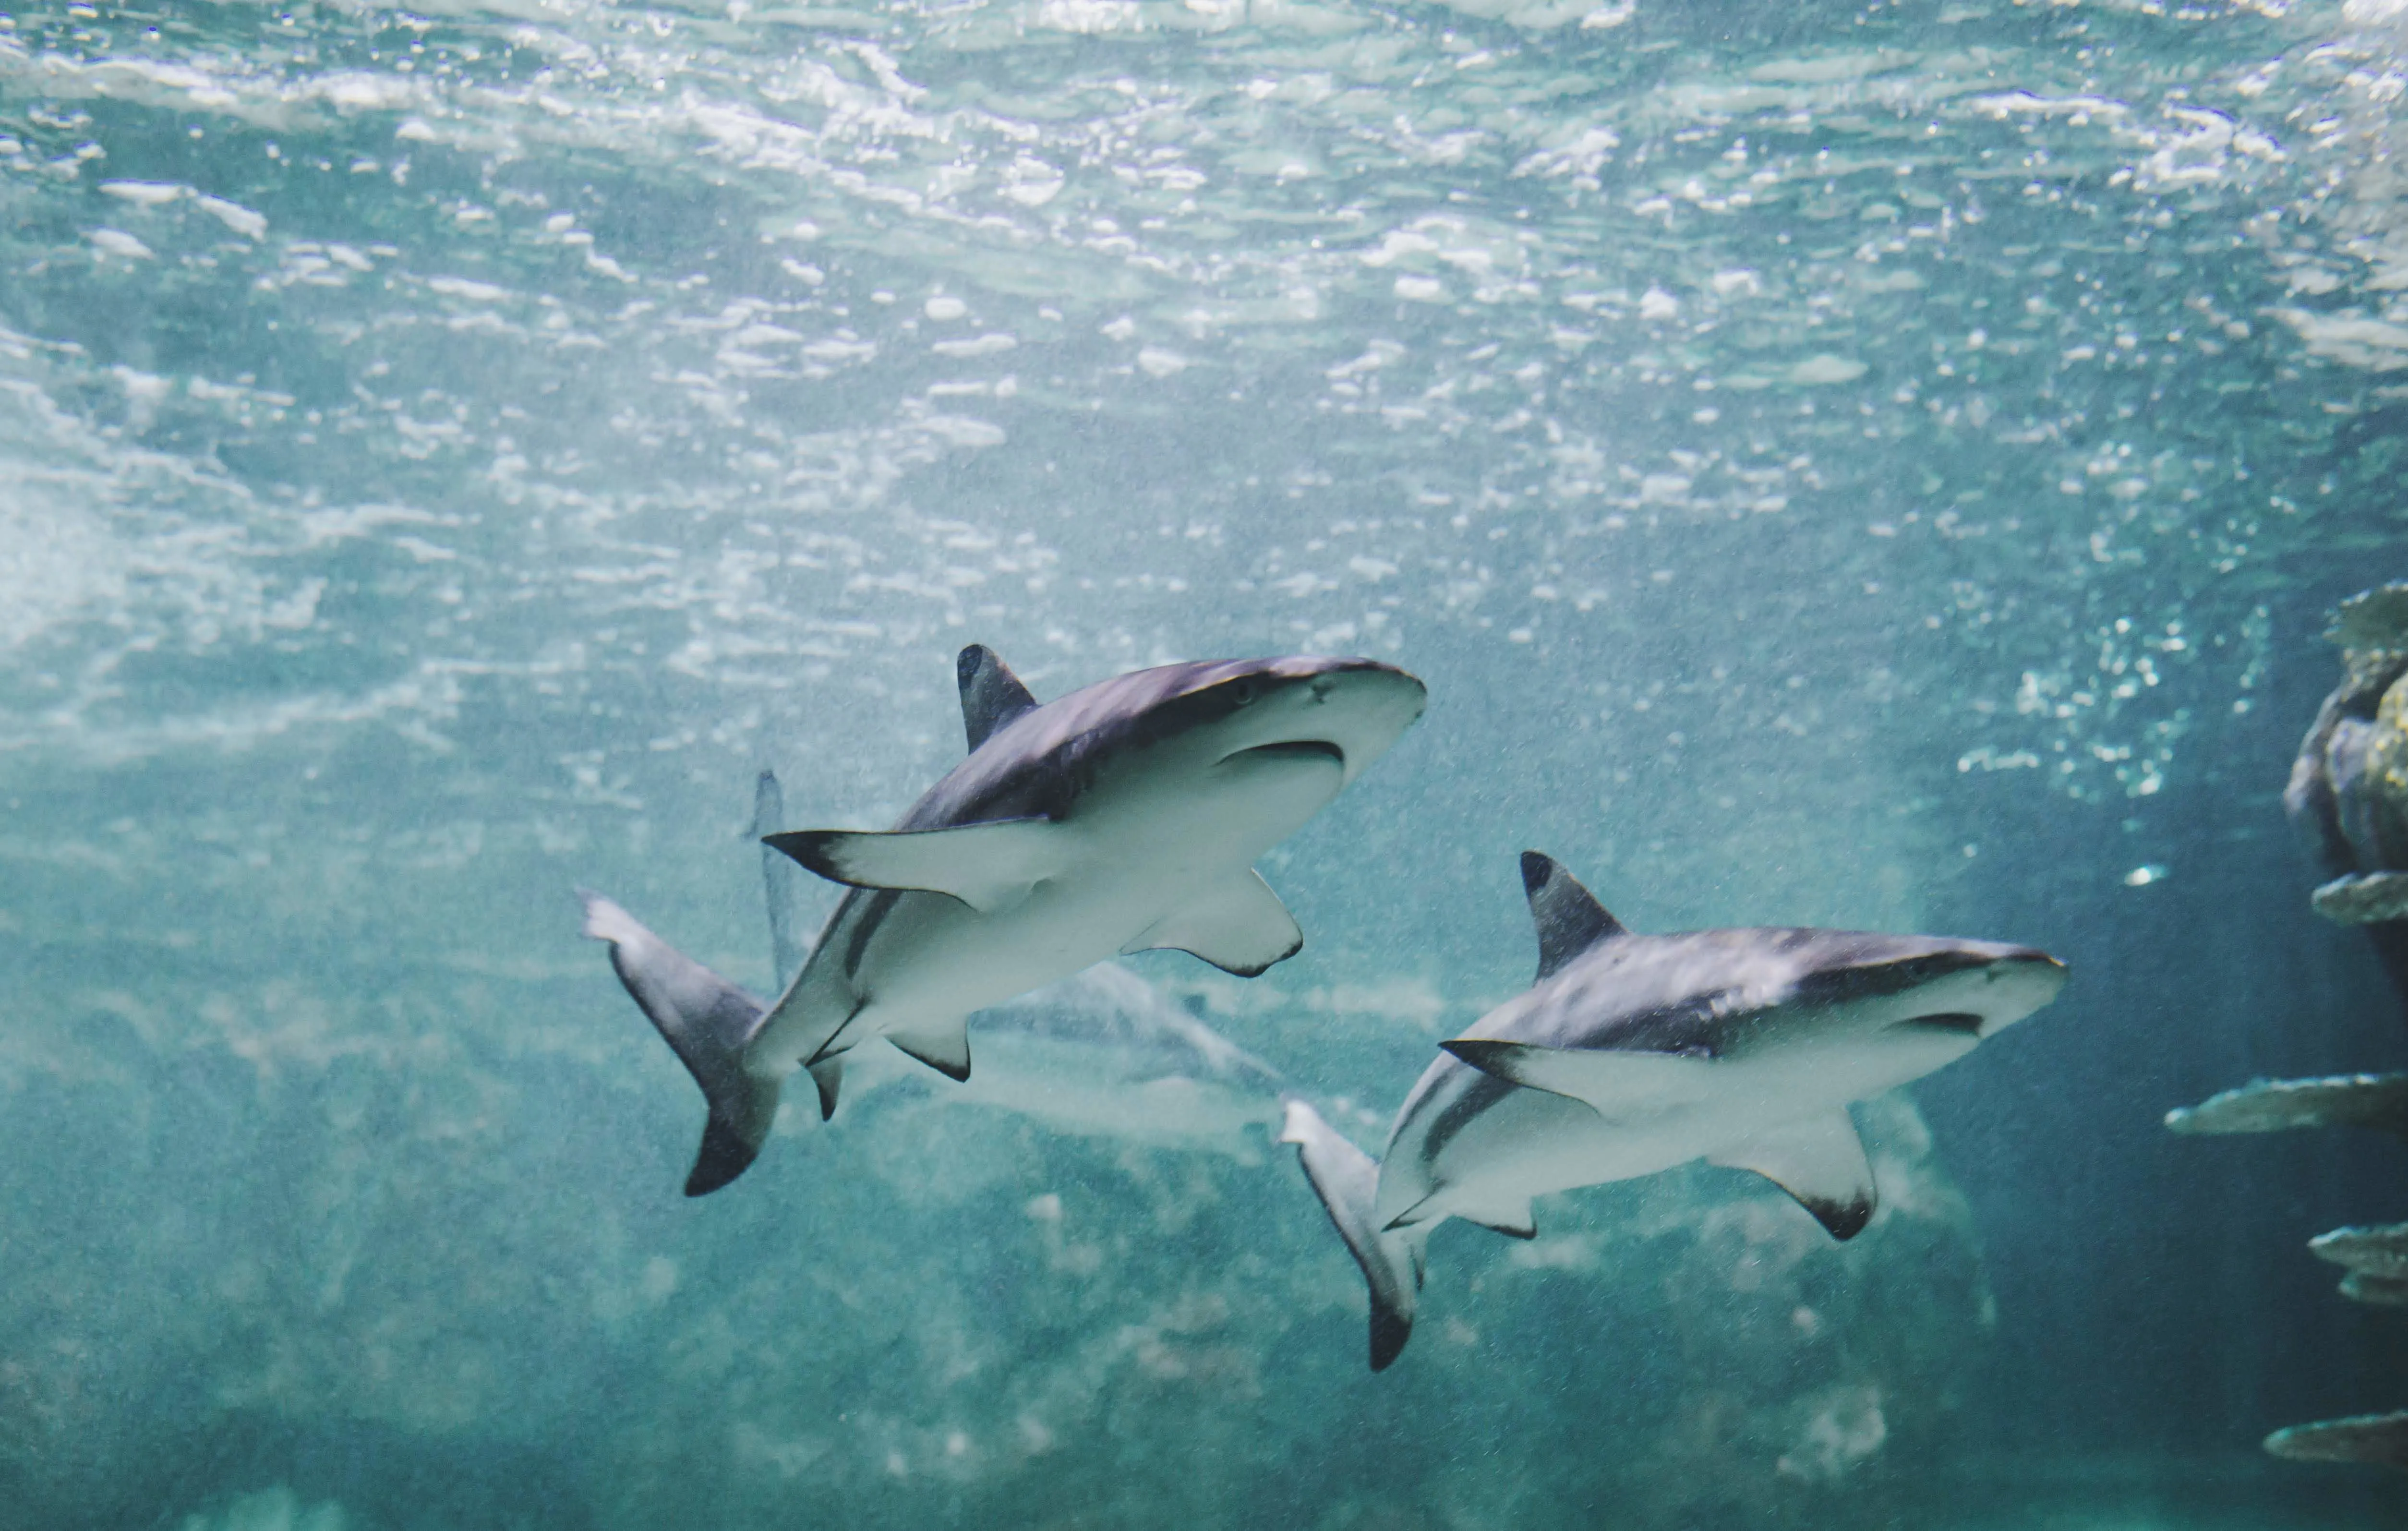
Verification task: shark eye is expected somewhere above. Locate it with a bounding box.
[1229,679,1259,707]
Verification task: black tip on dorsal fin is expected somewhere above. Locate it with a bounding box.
[1520,851,1628,984]
[957,645,1039,753]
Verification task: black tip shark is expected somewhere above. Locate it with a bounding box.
[1283,851,2065,1371]
[583,646,1426,1195]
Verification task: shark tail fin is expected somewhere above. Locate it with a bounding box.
[578,890,782,1197]
[1278,1097,1421,1372]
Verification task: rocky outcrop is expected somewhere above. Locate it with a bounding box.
[2170,581,2408,1478]
[2286,581,2408,1016]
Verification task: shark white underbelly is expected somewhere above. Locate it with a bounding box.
[756,735,1348,1075]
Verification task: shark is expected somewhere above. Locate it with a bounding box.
[582,645,1425,1195]
[1282,851,2066,1371]
[846,962,1288,1159]
[755,769,1287,1157]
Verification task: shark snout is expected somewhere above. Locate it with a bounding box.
[1964,948,2068,1035]
[1200,661,1426,781]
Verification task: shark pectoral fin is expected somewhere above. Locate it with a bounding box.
[1439,1040,1714,1117]
[887,1017,972,1083]
[1121,870,1303,977]
[1463,1198,1538,1241]
[806,1055,844,1121]
[765,819,1065,914]
[1710,1111,1878,1241]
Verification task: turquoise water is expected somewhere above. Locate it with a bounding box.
[4,0,2408,1524]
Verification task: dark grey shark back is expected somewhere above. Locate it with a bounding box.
[1537,928,2033,1054]
[897,654,1412,831]
[1505,855,2036,1056]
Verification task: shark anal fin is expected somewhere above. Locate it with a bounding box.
[1439,1039,1714,1116]
[1122,870,1302,977]
[1520,852,1629,983]
[1711,1110,1878,1241]
[1278,1099,1421,1373]
[766,818,1065,914]
[958,645,1040,753]
[888,1017,973,1083]
[1463,1198,1538,1241]
[752,771,812,993]
[807,1055,844,1121]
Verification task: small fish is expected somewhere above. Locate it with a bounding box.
[2264,1410,2408,1472]
[1284,851,2066,1371]
[2164,1073,2408,1137]
[584,645,1425,1195]
[2308,1221,2408,1306]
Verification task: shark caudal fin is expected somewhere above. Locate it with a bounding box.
[1279,1098,1423,1371]
[578,890,782,1196]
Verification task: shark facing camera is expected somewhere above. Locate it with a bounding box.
[1282,852,2067,1371]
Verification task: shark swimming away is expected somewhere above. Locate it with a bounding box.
[1283,851,2066,1371]
[582,645,1425,1195]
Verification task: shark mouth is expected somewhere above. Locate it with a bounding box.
[1219,739,1347,769]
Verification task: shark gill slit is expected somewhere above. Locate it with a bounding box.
[1216,739,1346,768]
[1898,1012,1986,1037]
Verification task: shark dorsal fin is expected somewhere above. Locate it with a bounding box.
[957,644,1039,753]
[751,770,811,994]
[1521,851,1627,983]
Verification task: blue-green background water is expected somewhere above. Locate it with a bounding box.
[5,0,2408,1524]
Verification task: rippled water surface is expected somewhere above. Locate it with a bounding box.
[5,0,2408,1525]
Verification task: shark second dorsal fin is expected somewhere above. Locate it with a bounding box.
[1520,851,1627,983]
[957,645,1039,753]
